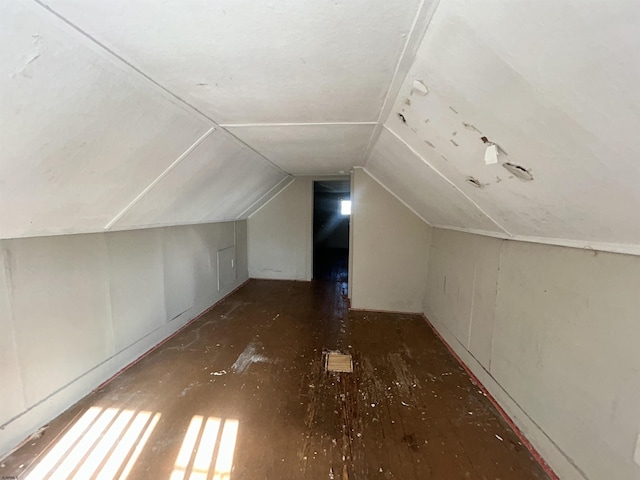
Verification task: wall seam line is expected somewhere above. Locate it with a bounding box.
[104,127,215,230]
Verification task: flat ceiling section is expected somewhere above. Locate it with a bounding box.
[227,124,375,175]
[366,129,502,233]
[378,0,640,247]
[44,0,422,123]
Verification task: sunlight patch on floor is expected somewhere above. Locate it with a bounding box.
[25,406,160,480]
[171,416,239,480]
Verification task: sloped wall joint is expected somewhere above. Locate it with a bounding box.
[104,128,216,230]
[382,126,512,236]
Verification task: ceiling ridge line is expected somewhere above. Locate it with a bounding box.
[383,126,513,237]
[220,122,378,127]
[360,0,442,167]
[31,0,291,178]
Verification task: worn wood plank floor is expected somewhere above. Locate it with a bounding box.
[1,279,549,479]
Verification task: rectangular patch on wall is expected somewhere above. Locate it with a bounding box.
[217,246,236,291]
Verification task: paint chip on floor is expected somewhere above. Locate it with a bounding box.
[326,352,353,373]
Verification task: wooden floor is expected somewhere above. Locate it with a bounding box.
[2,279,549,480]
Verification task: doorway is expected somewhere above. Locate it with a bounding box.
[313,179,350,282]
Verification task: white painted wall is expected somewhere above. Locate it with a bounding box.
[0,221,248,458]
[248,176,355,281]
[424,228,640,480]
[247,178,314,281]
[350,168,431,312]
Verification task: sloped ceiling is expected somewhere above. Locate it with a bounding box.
[2,0,639,253]
[367,0,640,254]
[0,1,288,238]
[36,0,425,175]
[0,0,429,238]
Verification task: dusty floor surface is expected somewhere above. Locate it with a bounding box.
[1,279,550,479]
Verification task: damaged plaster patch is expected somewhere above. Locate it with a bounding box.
[463,122,482,134]
[13,34,42,79]
[13,53,41,79]
[465,176,484,188]
[502,162,534,181]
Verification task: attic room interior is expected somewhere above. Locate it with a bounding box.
[1,0,639,479]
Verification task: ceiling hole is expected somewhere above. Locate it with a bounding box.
[397,113,407,123]
[466,176,483,188]
[502,162,533,181]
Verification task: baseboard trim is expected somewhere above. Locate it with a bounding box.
[349,306,422,315]
[0,279,250,461]
[94,278,251,392]
[421,308,587,480]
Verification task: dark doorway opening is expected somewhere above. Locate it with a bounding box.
[313,180,350,283]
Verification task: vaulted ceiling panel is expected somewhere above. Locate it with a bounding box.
[0,1,287,239]
[226,124,375,175]
[378,0,640,249]
[113,130,287,229]
[366,129,502,233]
[0,1,209,238]
[3,0,639,254]
[44,0,422,123]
